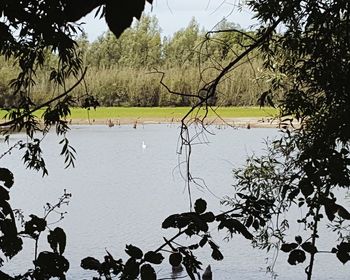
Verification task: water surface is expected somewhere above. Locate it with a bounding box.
[1,125,349,279]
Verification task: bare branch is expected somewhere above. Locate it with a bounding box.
[0,67,88,127]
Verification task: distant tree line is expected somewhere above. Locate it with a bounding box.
[0,15,266,108]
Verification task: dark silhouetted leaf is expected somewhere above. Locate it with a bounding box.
[0,168,14,189]
[0,232,23,258]
[258,90,270,107]
[47,227,66,255]
[324,200,337,221]
[295,236,302,244]
[281,243,298,253]
[182,253,201,280]
[338,205,350,220]
[0,186,9,201]
[337,242,350,252]
[34,251,69,278]
[287,249,306,265]
[299,178,314,198]
[188,244,199,250]
[245,215,253,228]
[336,251,350,264]
[266,95,275,107]
[199,236,208,247]
[140,264,156,280]
[162,213,191,229]
[336,242,350,264]
[301,242,317,254]
[218,218,253,239]
[24,215,47,237]
[125,244,143,259]
[122,257,140,279]
[144,251,164,264]
[288,188,300,201]
[169,253,182,267]
[200,212,215,223]
[105,0,145,38]
[81,257,101,271]
[162,214,179,229]
[194,198,207,214]
[252,219,259,231]
[211,248,224,261]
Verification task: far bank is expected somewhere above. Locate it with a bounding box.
[0,107,285,128]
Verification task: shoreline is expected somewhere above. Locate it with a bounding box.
[67,116,289,128]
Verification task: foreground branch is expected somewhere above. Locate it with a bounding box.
[0,67,87,127]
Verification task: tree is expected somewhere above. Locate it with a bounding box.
[152,0,350,278]
[86,15,162,69]
[1,0,350,279]
[216,1,350,279]
[163,18,201,67]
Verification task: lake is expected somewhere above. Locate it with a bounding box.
[1,124,350,279]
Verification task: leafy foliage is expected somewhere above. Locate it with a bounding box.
[218,1,350,278]
[0,169,71,279]
[1,0,350,280]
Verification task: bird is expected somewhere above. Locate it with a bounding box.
[108,119,114,127]
[202,265,212,280]
[142,141,147,149]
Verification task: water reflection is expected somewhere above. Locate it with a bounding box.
[171,265,184,279]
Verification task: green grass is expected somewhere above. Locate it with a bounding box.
[0,107,278,121]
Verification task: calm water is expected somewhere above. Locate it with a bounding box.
[1,125,350,279]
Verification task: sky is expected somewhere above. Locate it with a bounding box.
[80,0,258,41]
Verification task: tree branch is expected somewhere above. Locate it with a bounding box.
[0,68,87,127]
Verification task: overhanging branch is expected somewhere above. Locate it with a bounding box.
[0,67,87,127]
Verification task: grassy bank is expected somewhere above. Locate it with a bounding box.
[70,106,277,119]
[0,107,277,121]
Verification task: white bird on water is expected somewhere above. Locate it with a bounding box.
[142,141,147,149]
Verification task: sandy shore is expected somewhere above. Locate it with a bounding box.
[68,116,291,128]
